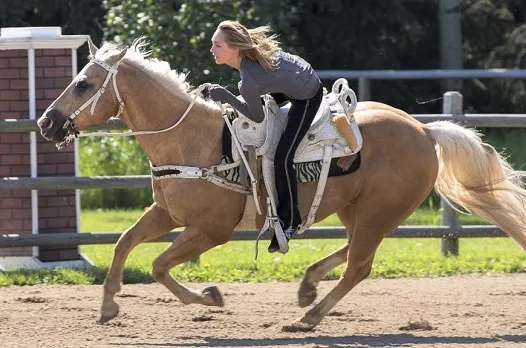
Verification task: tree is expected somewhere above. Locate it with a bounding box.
[103,0,299,91]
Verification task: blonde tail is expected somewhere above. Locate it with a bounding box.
[427,121,526,250]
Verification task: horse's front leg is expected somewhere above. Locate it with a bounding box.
[100,203,179,323]
[152,225,230,306]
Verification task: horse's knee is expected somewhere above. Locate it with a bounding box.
[152,258,168,281]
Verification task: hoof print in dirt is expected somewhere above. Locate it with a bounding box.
[399,319,435,331]
[192,315,214,322]
[16,297,47,304]
[281,322,316,333]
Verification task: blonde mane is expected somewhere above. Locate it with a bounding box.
[94,37,218,112]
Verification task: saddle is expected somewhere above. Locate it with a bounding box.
[227,78,363,254]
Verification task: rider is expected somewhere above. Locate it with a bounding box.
[207,20,323,253]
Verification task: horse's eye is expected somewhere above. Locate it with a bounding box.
[75,79,88,90]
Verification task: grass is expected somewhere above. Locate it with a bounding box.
[0,208,524,286]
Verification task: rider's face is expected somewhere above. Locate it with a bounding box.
[210,30,238,67]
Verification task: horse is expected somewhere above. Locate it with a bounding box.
[37,38,526,331]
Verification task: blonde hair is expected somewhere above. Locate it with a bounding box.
[217,20,280,71]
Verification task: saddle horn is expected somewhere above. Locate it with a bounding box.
[338,88,358,118]
[331,78,349,95]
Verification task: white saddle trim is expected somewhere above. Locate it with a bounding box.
[221,105,263,215]
[297,145,333,234]
[150,161,250,195]
[151,161,240,178]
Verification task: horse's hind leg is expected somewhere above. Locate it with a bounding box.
[100,203,179,323]
[284,198,404,332]
[298,204,356,307]
[298,244,349,308]
[285,222,383,332]
[152,225,228,306]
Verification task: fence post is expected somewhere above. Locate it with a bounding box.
[358,78,371,101]
[440,91,462,256]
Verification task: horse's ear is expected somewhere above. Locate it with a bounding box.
[87,37,98,57]
[116,46,128,63]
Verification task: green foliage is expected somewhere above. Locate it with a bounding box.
[461,0,526,114]
[79,137,153,209]
[103,0,296,88]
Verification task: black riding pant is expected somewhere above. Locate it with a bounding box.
[271,83,323,231]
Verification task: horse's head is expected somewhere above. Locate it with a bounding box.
[37,38,127,148]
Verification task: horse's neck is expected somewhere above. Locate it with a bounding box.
[118,68,224,167]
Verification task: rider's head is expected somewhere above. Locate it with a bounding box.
[210,20,280,71]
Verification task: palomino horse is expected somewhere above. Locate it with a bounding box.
[38,39,526,331]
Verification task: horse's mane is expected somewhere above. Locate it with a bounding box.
[94,37,218,111]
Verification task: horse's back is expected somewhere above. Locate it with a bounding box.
[356,101,422,126]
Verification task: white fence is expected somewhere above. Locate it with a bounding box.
[2,81,526,256]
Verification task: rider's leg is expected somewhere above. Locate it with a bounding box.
[269,84,323,253]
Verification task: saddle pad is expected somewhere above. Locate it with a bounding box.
[220,121,361,184]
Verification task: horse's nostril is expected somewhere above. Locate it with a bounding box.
[38,117,52,129]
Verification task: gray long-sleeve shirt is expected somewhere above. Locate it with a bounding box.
[214,50,320,122]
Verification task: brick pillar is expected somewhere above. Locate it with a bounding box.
[0,48,79,261]
[0,49,33,257]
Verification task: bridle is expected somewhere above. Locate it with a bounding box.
[60,56,208,140]
[61,58,124,137]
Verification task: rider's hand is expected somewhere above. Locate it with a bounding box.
[207,84,226,103]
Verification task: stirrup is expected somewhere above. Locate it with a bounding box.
[268,226,295,253]
[269,222,294,254]
[254,215,277,260]
[254,224,272,260]
[274,223,290,253]
[254,215,289,259]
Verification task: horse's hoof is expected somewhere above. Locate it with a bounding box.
[298,283,317,308]
[98,302,119,324]
[202,286,224,307]
[281,320,316,333]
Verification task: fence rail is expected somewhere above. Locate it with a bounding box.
[316,68,526,80]
[4,114,526,136]
[0,175,150,190]
[0,226,506,248]
[316,68,526,101]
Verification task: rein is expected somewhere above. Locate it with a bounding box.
[65,60,260,211]
[68,57,209,138]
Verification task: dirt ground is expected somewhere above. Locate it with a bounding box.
[0,274,525,348]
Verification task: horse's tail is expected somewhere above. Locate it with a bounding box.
[427,121,526,250]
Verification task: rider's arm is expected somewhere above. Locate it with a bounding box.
[207,86,249,119]
[209,79,265,123]
[237,75,265,123]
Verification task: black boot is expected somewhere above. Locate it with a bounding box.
[268,226,296,253]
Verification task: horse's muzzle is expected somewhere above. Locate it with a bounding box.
[37,109,71,143]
